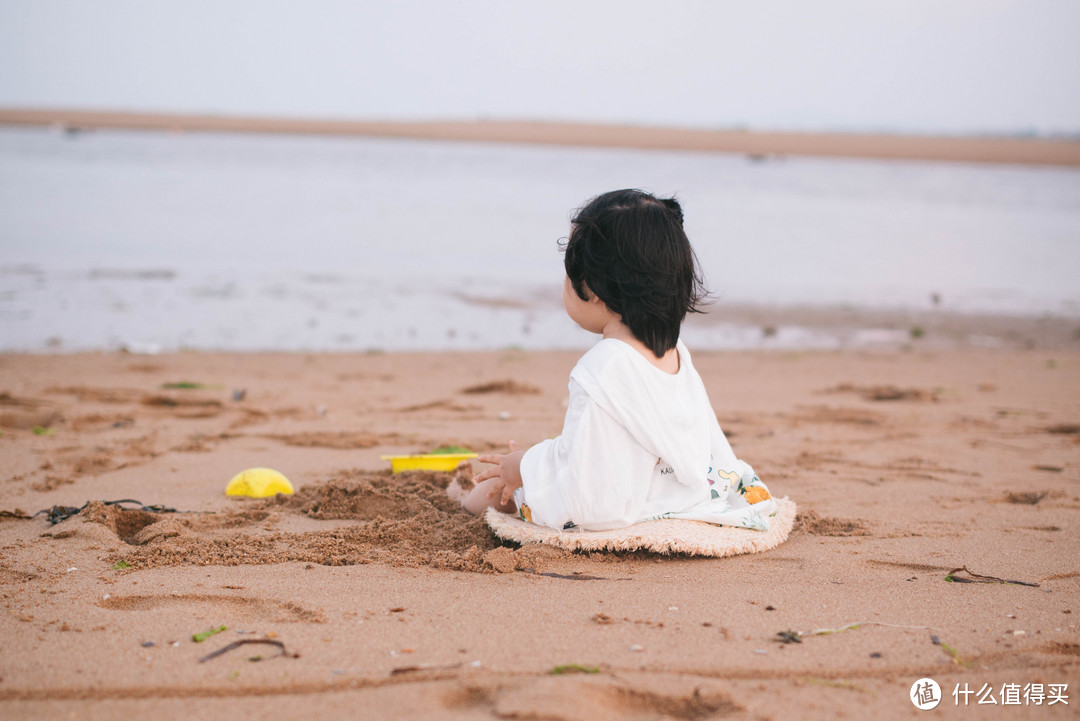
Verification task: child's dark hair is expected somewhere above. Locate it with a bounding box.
[561,189,709,357]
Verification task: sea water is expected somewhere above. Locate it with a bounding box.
[1,126,1078,352]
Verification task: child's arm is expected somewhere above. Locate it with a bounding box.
[473,440,525,507]
[709,418,774,507]
[516,381,665,531]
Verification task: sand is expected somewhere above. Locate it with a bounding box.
[2,109,1080,166]
[0,348,1078,719]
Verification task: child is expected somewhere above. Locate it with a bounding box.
[454,189,777,532]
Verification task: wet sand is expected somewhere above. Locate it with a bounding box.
[0,348,1077,719]
[2,108,1079,166]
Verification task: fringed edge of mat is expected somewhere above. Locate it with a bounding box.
[485,497,796,556]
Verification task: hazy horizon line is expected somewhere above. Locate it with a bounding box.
[2,106,1079,167]
[3,104,1080,141]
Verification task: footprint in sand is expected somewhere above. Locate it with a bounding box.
[0,567,40,584]
[460,379,540,395]
[865,560,953,572]
[443,676,740,720]
[795,510,870,537]
[141,394,224,418]
[397,399,481,413]
[261,431,393,449]
[791,405,885,427]
[0,392,62,430]
[823,384,939,402]
[45,386,145,404]
[95,593,326,623]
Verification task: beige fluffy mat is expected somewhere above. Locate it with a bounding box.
[485,498,796,556]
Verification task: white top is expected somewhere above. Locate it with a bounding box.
[518,338,777,532]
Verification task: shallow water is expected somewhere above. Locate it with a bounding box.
[1,126,1078,352]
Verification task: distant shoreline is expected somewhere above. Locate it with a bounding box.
[1,108,1078,166]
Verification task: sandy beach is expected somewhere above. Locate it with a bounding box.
[0,347,1077,719]
[2,109,1079,166]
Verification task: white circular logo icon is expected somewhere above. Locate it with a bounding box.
[910,678,942,710]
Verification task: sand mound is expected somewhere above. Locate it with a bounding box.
[261,431,386,449]
[794,509,870,536]
[269,470,462,520]
[79,500,168,544]
[91,470,574,574]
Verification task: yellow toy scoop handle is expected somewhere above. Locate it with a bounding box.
[225,467,294,498]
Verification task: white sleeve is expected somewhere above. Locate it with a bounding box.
[708,415,773,508]
[704,416,751,494]
[709,416,740,470]
[519,379,654,531]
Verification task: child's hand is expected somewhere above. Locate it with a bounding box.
[474,440,525,507]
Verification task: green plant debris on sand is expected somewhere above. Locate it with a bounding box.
[32,426,55,436]
[389,662,464,676]
[940,640,970,666]
[193,625,228,643]
[805,677,872,694]
[777,620,936,645]
[430,445,473,454]
[945,566,1039,587]
[550,664,601,675]
[778,623,862,643]
[111,560,131,570]
[161,381,223,390]
[809,623,862,637]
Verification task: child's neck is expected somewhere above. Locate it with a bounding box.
[601,319,680,375]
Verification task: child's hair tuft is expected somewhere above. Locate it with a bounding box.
[561,189,709,356]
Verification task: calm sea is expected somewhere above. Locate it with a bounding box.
[1,126,1078,352]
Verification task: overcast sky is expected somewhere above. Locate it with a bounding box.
[1,0,1078,135]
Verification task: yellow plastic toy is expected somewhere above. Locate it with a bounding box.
[380,453,477,473]
[225,467,294,498]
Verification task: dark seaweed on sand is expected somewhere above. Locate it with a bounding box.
[944,566,1039,587]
